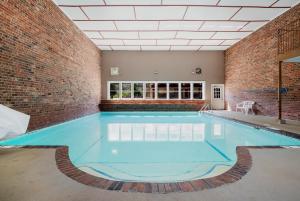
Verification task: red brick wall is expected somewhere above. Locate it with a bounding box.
[225,4,300,120]
[0,0,101,130]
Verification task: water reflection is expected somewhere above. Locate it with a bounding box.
[108,123,206,142]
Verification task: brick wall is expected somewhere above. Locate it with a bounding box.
[0,0,101,130]
[225,4,300,120]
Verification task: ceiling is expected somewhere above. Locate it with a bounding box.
[53,0,299,51]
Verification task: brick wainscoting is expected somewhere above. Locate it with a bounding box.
[0,0,102,130]
[225,4,300,120]
[100,100,206,111]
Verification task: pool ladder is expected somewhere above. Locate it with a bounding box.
[199,103,210,113]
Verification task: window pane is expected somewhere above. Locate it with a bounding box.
[214,88,221,99]
[181,83,191,99]
[134,83,143,98]
[145,83,155,99]
[122,83,131,98]
[169,83,179,99]
[110,83,120,99]
[193,83,203,99]
[157,83,167,99]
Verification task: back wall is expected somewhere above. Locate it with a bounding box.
[101,51,224,101]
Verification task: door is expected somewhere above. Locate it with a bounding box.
[211,84,224,110]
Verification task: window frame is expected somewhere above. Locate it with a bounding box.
[107,81,206,100]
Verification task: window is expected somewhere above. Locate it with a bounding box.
[181,83,191,99]
[213,88,221,99]
[157,83,167,99]
[122,83,131,99]
[145,83,155,99]
[134,83,143,99]
[109,83,120,99]
[169,83,179,99]
[193,83,203,99]
[108,81,205,100]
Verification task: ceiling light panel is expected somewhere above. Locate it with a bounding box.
[111,46,141,50]
[141,46,171,50]
[123,40,156,45]
[100,31,139,39]
[271,0,300,7]
[139,31,176,39]
[74,21,116,30]
[105,0,161,5]
[176,31,215,39]
[232,8,288,20]
[189,40,223,45]
[135,6,187,20]
[159,21,203,31]
[221,40,239,45]
[240,22,267,31]
[60,7,88,20]
[218,0,275,6]
[162,0,219,5]
[115,21,159,30]
[200,46,230,50]
[171,46,200,50]
[54,0,105,5]
[212,32,250,39]
[91,39,124,45]
[157,39,189,45]
[84,32,102,38]
[98,46,112,50]
[200,21,246,31]
[185,7,239,20]
[82,6,135,20]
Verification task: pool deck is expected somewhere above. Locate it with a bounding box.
[1,147,300,201]
[206,110,300,135]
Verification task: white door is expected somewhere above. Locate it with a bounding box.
[211,84,224,110]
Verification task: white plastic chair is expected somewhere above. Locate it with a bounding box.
[236,101,255,115]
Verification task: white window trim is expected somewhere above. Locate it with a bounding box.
[108,81,206,100]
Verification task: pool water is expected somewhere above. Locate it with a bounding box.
[1,112,300,182]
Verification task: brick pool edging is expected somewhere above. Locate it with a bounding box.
[53,145,255,193]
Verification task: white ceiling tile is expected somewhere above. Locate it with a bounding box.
[232,7,288,20]
[111,46,141,50]
[212,32,250,39]
[200,21,246,31]
[176,31,215,39]
[82,6,135,20]
[185,7,239,20]
[221,39,239,45]
[60,7,88,20]
[74,21,116,30]
[141,46,171,50]
[171,46,200,50]
[91,39,124,45]
[272,0,300,7]
[163,0,219,5]
[123,40,156,45]
[139,31,176,39]
[240,22,267,31]
[105,0,161,5]
[189,40,223,45]
[200,46,230,50]
[157,39,189,45]
[218,0,275,6]
[159,21,203,31]
[115,21,159,30]
[84,31,102,38]
[100,31,139,39]
[55,0,105,5]
[98,46,112,50]
[135,6,187,20]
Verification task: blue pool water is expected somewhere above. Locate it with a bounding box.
[1,112,300,182]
